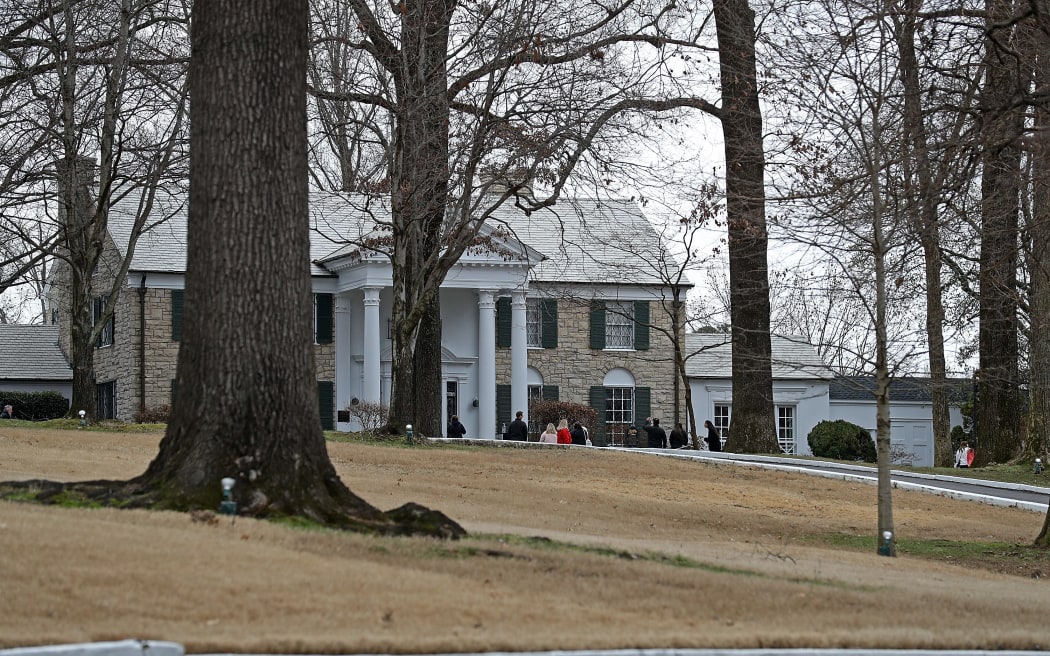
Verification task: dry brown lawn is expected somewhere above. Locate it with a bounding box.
[1,426,1048,653]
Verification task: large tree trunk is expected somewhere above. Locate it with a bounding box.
[713,0,777,453]
[386,0,455,437]
[895,0,952,466]
[1027,0,1050,547]
[134,0,460,537]
[976,0,1023,466]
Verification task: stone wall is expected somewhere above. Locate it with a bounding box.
[495,297,683,425]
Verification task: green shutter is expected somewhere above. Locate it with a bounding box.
[315,293,333,344]
[171,290,183,341]
[542,385,559,401]
[496,384,512,435]
[496,297,511,348]
[635,386,651,428]
[634,300,649,350]
[589,300,606,349]
[541,299,558,348]
[589,385,607,445]
[318,380,335,430]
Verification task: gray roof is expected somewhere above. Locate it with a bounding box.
[0,325,72,381]
[107,191,681,286]
[830,376,972,403]
[685,332,833,380]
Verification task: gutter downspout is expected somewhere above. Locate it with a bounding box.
[138,274,147,416]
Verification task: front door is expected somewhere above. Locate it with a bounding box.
[445,380,458,435]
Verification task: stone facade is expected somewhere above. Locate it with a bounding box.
[495,296,683,430]
[49,239,337,423]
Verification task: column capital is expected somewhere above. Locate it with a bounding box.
[363,287,381,306]
[478,289,497,308]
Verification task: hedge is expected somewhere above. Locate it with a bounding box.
[0,391,70,421]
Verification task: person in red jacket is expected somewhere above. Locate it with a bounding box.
[556,418,572,444]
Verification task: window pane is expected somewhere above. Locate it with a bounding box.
[604,386,634,446]
[777,406,795,454]
[526,299,542,347]
[605,301,634,349]
[713,404,731,449]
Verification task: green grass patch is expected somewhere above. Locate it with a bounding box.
[808,532,1050,576]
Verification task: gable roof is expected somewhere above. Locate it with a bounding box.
[685,332,833,380]
[830,376,972,404]
[0,325,72,381]
[106,190,681,286]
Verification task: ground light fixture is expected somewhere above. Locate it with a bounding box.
[1036,458,1043,475]
[78,409,87,428]
[219,477,237,515]
[878,530,893,556]
[406,423,414,444]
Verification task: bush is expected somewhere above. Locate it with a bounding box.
[134,405,171,424]
[807,420,877,462]
[0,391,70,421]
[529,399,598,437]
[346,400,389,434]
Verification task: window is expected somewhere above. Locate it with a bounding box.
[313,293,333,345]
[526,299,543,347]
[93,295,113,348]
[605,301,634,349]
[604,387,635,446]
[713,404,731,448]
[777,405,796,454]
[96,380,116,420]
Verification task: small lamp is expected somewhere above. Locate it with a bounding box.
[1035,458,1043,475]
[472,398,479,407]
[877,530,893,557]
[406,423,414,444]
[77,409,87,428]
[219,477,237,515]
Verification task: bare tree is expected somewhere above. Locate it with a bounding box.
[0,0,189,417]
[975,0,1025,465]
[307,0,730,437]
[130,0,460,535]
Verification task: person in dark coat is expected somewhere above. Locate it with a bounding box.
[704,420,722,452]
[669,422,688,449]
[642,417,667,448]
[569,421,588,445]
[506,410,529,441]
[447,415,466,438]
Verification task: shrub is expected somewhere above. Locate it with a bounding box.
[134,405,171,424]
[529,399,598,437]
[807,420,877,462]
[0,391,70,421]
[346,399,389,434]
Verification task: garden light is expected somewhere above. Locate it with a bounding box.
[219,477,237,515]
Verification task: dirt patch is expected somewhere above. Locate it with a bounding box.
[1,427,1049,652]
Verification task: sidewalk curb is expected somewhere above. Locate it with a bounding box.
[0,640,183,656]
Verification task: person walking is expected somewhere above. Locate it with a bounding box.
[556,418,572,444]
[447,415,466,439]
[669,422,688,449]
[642,417,667,448]
[704,420,722,452]
[569,421,588,445]
[539,422,559,444]
[506,410,529,441]
[954,441,972,468]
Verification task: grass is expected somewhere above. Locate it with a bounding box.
[810,532,1050,577]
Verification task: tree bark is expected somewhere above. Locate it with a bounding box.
[385,0,455,437]
[895,0,952,467]
[976,0,1023,466]
[713,0,777,453]
[1026,0,1050,546]
[133,0,461,537]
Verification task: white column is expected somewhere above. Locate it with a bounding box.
[335,294,352,429]
[363,287,382,404]
[478,290,497,439]
[511,289,528,422]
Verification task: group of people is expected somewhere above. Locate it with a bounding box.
[640,417,722,451]
[0,404,13,419]
[538,418,590,445]
[455,408,725,451]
